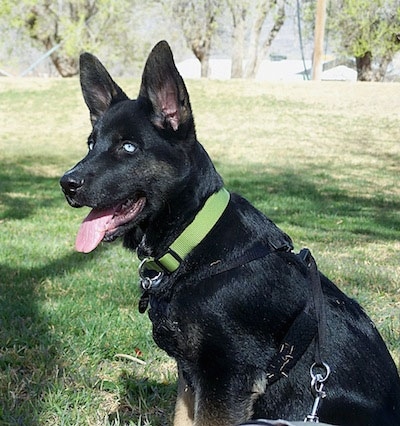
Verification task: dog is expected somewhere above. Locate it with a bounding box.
[60,41,400,426]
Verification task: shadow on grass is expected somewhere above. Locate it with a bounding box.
[109,372,176,426]
[0,249,101,424]
[221,164,400,242]
[0,159,61,221]
[3,157,397,239]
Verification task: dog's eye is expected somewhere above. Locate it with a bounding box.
[88,141,94,151]
[123,142,136,153]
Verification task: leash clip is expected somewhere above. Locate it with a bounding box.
[304,362,330,423]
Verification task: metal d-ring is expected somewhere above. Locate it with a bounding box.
[138,258,164,290]
[310,362,331,384]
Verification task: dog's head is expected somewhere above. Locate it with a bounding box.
[60,41,209,253]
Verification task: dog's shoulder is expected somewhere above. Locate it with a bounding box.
[218,192,293,252]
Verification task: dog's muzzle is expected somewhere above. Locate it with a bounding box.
[60,170,85,207]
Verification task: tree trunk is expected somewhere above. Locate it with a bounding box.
[42,37,79,77]
[173,0,220,79]
[51,53,79,77]
[200,52,210,78]
[192,40,211,78]
[229,4,246,78]
[373,52,393,82]
[356,52,373,81]
[253,0,285,78]
[245,0,272,79]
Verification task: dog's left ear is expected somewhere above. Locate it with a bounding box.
[139,41,192,132]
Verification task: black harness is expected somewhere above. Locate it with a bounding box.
[137,199,330,421]
[138,242,327,388]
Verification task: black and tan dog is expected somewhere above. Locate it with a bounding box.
[60,41,400,426]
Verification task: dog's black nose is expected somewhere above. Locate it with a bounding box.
[60,173,84,196]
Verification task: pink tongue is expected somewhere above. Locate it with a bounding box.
[75,207,116,253]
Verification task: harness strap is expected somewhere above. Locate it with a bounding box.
[298,248,326,366]
[265,249,326,387]
[265,309,317,386]
[180,242,291,283]
[138,241,291,313]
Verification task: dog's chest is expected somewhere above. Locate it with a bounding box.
[147,289,202,361]
[147,294,187,356]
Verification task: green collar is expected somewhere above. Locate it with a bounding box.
[140,187,230,274]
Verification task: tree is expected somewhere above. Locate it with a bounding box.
[226,0,287,79]
[227,0,247,78]
[245,0,286,78]
[336,0,400,81]
[170,0,223,77]
[0,0,142,77]
[303,0,400,81]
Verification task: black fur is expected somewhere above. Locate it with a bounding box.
[60,41,400,426]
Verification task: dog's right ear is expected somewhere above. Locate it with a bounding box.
[79,53,128,125]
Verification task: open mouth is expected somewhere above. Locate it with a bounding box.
[75,197,146,253]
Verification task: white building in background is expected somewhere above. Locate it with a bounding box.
[177,58,358,82]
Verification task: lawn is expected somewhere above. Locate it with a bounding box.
[0,76,399,425]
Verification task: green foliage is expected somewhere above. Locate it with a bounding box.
[302,0,400,80]
[334,0,400,58]
[0,0,158,76]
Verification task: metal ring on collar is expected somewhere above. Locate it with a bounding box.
[310,362,330,383]
[138,258,164,286]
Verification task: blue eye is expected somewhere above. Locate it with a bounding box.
[123,142,136,153]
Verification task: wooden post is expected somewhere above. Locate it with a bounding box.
[312,0,327,80]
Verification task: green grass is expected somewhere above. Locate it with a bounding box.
[0,77,399,425]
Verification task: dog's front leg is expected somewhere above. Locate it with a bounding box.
[193,402,245,426]
[174,369,195,426]
[192,386,252,426]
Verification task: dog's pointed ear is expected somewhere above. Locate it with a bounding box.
[79,53,129,125]
[139,41,192,132]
